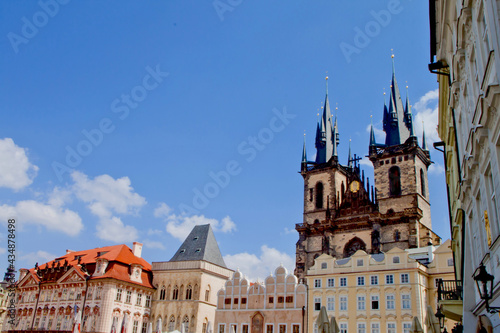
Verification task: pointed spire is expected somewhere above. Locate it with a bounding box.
[369,115,376,146]
[384,52,410,146]
[302,133,307,164]
[348,139,353,168]
[315,77,334,164]
[422,122,428,151]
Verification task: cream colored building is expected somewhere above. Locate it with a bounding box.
[215,266,307,333]
[430,0,500,330]
[306,241,455,333]
[151,224,232,333]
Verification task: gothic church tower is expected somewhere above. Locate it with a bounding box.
[295,61,440,280]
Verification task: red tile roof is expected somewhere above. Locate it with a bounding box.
[25,244,154,289]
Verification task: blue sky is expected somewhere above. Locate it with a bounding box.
[0,0,447,281]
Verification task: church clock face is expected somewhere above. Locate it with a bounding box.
[350,181,360,193]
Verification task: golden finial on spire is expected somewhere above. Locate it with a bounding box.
[391,48,394,58]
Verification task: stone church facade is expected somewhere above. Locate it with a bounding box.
[295,65,441,280]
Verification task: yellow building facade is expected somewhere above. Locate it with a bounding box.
[306,241,455,333]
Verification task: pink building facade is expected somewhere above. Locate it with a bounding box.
[215,266,307,333]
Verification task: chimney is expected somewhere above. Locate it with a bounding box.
[66,249,74,254]
[132,242,143,258]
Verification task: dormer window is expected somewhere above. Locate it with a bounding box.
[180,249,186,254]
[195,249,201,253]
[193,237,199,241]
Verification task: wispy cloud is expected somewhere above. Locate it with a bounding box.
[223,245,294,281]
[164,214,236,241]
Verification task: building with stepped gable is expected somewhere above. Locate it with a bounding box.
[215,265,307,333]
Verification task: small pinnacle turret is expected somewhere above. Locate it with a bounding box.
[422,125,428,151]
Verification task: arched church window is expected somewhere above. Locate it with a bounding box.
[168,316,175,332]
[159,286,165,300]
[343,237,366,258]
[185,285,192,300]
[182,316,189,333]
[172,286,179,300]
[315,182,324,209]
[420,169,426,197]
[389,166,401,196]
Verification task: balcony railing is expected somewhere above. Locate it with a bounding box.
[437,279,463,301]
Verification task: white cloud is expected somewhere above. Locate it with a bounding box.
[165,214,236,241]
[0,138,38,191]
[48,187,73,207]
[70,171,145,243]
[143,240,166,250]
[224,245,294,281]
[20,250,56,264]
[429,162,445,175]
[147,228,163,236]
[71,171,146,215]
[154,202,172,218]
[413,89,440,147]
[359,156,373,168]
[0,200,83,236]
[283,227,297,235]
[96,216,138,243]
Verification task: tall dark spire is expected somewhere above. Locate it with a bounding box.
[315,76,335,164]
[384,53,410,147]
[369,115,376,147]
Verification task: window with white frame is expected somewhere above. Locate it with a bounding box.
[116,289,122,302]
[357,259,364,266]
[313,323,318,333]
[448,258,454,266]
[357,323,365,333]
[385,274,394,284]
[126,290,132,303]
[357,276,365,286]
[370,275,378,285]
[132,321,139,333]
[327,278,334,287]
[279,324,286,333]
[136,293,142,306]
[401,273,409,284]
[231,324,237,333]
[371,295,379,310]
[219,324,225,333]
[357,295,365,310]
[292,325,299,333]
[340,323,347,333]
[371,323,380,333]
[266,324,274,333]
[321,262,327,269]
[327,296,334,311]
[340,296,347,311]
[386,294,395,310]
[402,294,411,309]
[340,277,347,287]
[314,279,321,288]
[387,323,396,333]
[403,322,412,333]
[314,297,321,311]
[393,256,400,264]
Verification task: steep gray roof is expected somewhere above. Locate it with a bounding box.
[169,224,227,268]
